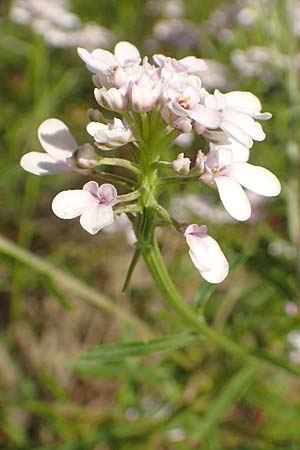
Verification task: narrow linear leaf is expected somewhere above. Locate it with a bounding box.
[196,364,260,440]
[76,333,200,362]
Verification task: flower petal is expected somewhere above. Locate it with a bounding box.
[52,190,96,219]
[20,152,70,175]
[227,163,281,197]
[86,121,106,137]
[215,175,251,221]
[83,181,99,196]
[80,204,114,234]
[186,230,229,283]
[98,183,118,204]
[77,47,116,73]
[190,105,221,129]
[38,118,77,162]
[195,234,229,283]
[224,91,262,116]
[179,56,207,74]
[186,234,213,272]
[222,110,265,142]
[114,41,141,66]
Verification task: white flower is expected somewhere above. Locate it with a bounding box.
[201,147,281,221]
[203,89,271,147]
[52,181,117,235]
[87,118,133,150]
[78,41,141,74]
[20,118,89,175]
[184,224,229,283]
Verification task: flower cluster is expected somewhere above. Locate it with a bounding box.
[20,41,281,284]
[10,0,113,50]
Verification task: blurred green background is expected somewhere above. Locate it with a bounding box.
[1,0,300,449]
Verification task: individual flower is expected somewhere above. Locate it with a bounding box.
[78,41,141,74]
[164,78,221,131]
[202,89,271,147]
[20,118,93,175]
[52,181,117,235]
[184,224,229,283]
[172,153,191,174]
[87,118,134,150]
[201,147,281,221]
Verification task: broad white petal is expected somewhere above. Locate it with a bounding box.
[80,204,114,234]
[86,121,106,137]
[196,235,229,283]
[213,140,250,162]
[224,91,262,115]
[52,190,96,219]
[114,41,140,66]
[186,235,213,272]
[179,56,207,74]
[215,175,251,221]
[220,120,253,148]
[190,235,229,284]
[77,47,116,73]
[38,118,77,162]
[190,106,221,129]
[222,110,265,142]
[228,163,281,197]
[20,152,70,175]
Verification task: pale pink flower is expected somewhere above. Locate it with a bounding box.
[52,181,117,235]
[172,153,191,174]
[87,118,133,150]
[78,41,141,74]
[20,118,93,175]
[201,147,281,221]
[184,224,229,283]
[203,89,271,147]
[165,79,221,130]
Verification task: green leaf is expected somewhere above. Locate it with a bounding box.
[75,333,199,362]
[196,365,260,439]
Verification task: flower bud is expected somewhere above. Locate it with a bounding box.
[74,144,99,168]
[172,153,191,174]
[94,87,128,112]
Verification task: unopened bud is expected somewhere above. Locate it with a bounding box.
[172,153,191,174]
[74,144,99,168]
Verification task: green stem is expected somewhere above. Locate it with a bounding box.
[97,157,141,175]
[114,190,141,204]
